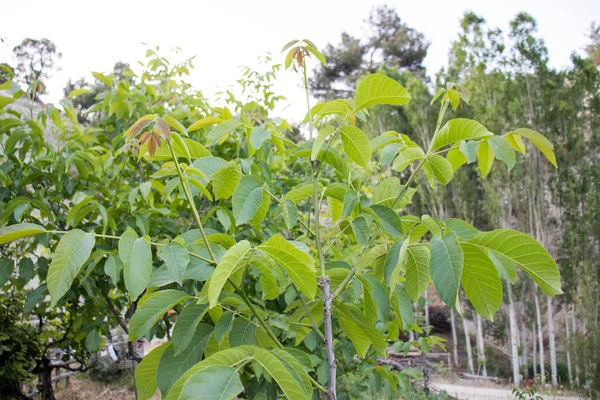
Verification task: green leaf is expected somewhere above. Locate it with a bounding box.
[0,259,13,287]
[0,223,47,244]
[180,366,243,400]
[157,324,214,395]
[304,43,327,66]
[444,218,479,240]
[421,215,442,237]
[172,302,209,355]
[232,175,264,225]
[129,290,190,341]
[258,234,316,299]
[354,73,411,111]
[429,231,463,308]
[373,177,399,207]
[392,146,424,172]
[211,162,241,200]
[384,240,409,295]
[188,116,222,132]
[460,140,479,163]
[161,241,190,285]
[283,183,321,204]
[282,199,298,229]
[208,240,251,308]
[136,343,170,400]
[489,251,517,281]
[337,305,386,357]
[506,132,526,154]
[92,71,114,87]
[229,318,256,347]
[104,255,122,286]
[447,147,467,170]
[369,205,403,238]
[489,136,516,170]
[340,126,371,167]
[67,88,90,98]
[468,230,562,295]
[342,190,358,217]
[477,140,495,178]
[47,230,95,306]
[119,228,152,300]
[460,243,502,321]
[206,120,241,146]
[24,285,47,314]
[86,329,101,351]
[249,126,270,155]
[513,128,557,167]
[252,347,312,400]
[394,286,414,330]
[430,119,493,151]
[405,245,430,302]
[424,154,454,184]
[215,311,235,344]
[311,125,335,160]
[351,216,370,246]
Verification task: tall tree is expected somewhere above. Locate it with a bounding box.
[310,5,429,100]
[13,38,61,98]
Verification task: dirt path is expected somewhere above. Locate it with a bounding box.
[432,382,584,400]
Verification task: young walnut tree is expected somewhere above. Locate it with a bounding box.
[0,39,561,399]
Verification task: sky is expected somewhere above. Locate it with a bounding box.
[1,0,599,121]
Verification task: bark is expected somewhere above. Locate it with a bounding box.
[571,306,580,386]
[521,281,528,379]
[321,276,336,400]
[565,305,573,386]
[507,281,521,386]
[37,356,55,400]
[532,322,537,379]
[424,290,430,327]
[462,315,475,374]
[450,309,459,370]
[534,289,545,386]
[547,296,558,387]
[475,313,487,376]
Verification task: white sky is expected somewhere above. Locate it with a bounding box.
[1,0,598,121]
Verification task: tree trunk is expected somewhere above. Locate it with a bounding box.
[475,313,487,376]
[38,356,55,400]
[547,296,558,388]
[450,309,459,370]
[532,322,537,379]
[507,281,521,386]
[321,276,336,400]
[534,289,545,386]
[424,290,430,327]
[462,315,475,374]
[522,322,528,379]
[565,305,573,387]
[571,306,580,387]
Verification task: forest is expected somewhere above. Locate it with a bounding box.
[0,5,599,400]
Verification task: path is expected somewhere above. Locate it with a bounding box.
[432,382,584,400]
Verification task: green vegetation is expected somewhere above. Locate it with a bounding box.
[1,5,598,399]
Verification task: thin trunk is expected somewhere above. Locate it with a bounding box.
[450,309,459,370]
[565,306,573,386]
[321,276,336,399]
[424,290,430,327]
[534,289,546,386]
[507,281,521,386]
[475,313,487,376]
[462,315,475,374]
[547,296,558,388]
[533,322,537,379]
[571,306,580,387]
[521,281,528,379]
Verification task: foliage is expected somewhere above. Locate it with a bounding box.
[0,25,564,400]
[0,292,41,399]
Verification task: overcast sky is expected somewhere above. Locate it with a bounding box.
[1,0,598,120]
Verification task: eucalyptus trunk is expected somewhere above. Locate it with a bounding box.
[507,281,521,386]
[547,296,558,387]
[532,322,537,379]
[450,309,459,370]
[534,289,546,386]
[475,313,487,376]
[565,305,573,386]
[462,315,475,374]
